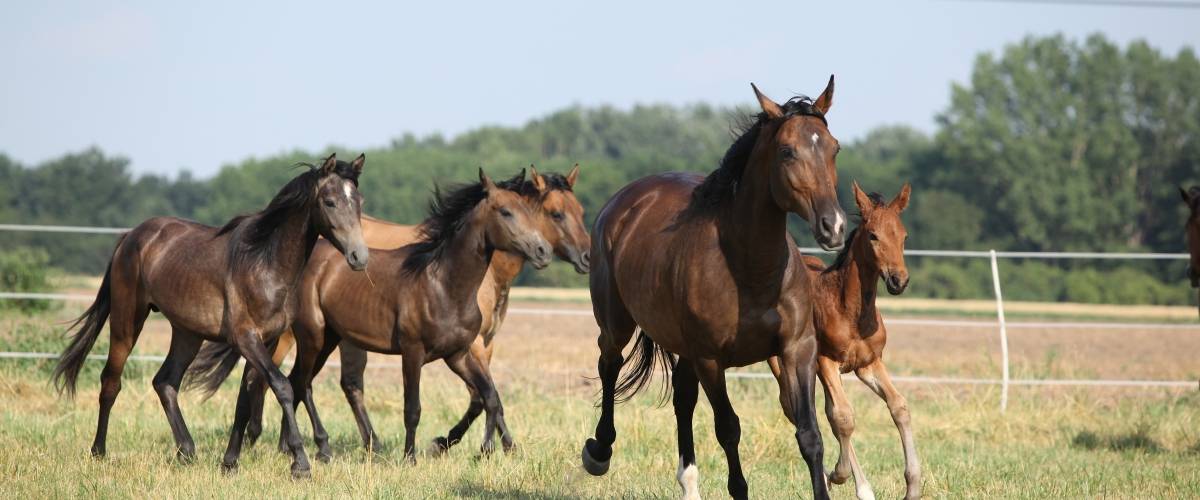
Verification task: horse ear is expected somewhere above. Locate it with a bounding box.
[529,164,547,193]
[1182,186,1193,204]
[351,153,365,175]
[566,163,580,188]
[814,75,835,115]
[321,153,337,173]
[891,182,911,212]
[479,168,497,193]
[852,180,873,216]
[751,83,784,119]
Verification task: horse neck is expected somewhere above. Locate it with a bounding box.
[716,151,791,283]
[243,203,319,281]
[833,239,880,329]
[489,251,526,290]
[430,208,495,304]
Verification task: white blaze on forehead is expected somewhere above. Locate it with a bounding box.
[811,132,820,148]
[343,180,353,201]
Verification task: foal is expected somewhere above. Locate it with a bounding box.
[1181,186,1200,318]
[53,154,368,478]
[274,169,553,463]
[769,181,920,500]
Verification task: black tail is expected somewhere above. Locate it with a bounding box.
[613,330,677,405]
[182,340,246,399]
[52,261,114,398]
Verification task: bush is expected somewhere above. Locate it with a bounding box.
[1001,261,1064,302]
[0,247,57,313]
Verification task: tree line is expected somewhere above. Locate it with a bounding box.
[1,34,1197,304]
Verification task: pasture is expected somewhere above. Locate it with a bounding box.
[2,296,1199,498]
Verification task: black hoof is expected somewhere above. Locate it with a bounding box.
[220,462,238,476]
[290,464,311,480]
[581,438,611,476]
[176,450,196,465]
[316,451,332,464]
[90,447,106,459]
[429,437,451,456]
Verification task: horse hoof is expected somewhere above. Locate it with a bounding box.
[429,437,451,456]
[220,462,238,476]
[176,450,196,465]
[90,446,106,459]
[581,439,610,476]
[829,471,850,486]
[502,439,517,454]
[290,464,311,480]
[316,451,332,464]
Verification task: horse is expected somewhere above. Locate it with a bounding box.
[234,168,554,466]
[187,166,590,454]
[581,78,846,499]
[768,181,920,500]
[1181,186,1200,319]
[52,153,369,479]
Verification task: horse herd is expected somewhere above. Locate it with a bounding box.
[48,75,1115,500]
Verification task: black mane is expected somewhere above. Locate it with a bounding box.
[689,96,827,212]
[825,192,885,273]
[217,160,361,267]
[402,171,526,274]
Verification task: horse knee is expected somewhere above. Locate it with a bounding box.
[404,403,422,428]
[830,407,856,437]
[796,426,824,462]
[889,399,911,425]
[715,414,741,449]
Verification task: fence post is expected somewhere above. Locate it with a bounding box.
[989,249,1010,413]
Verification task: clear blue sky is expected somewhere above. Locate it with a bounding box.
[1,1,1196,177]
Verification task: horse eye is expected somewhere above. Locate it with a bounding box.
[499,208,513,218]
[868,232,879,241]
[551,211,564,221]
[323,199,336,208]
[779,147,796,159]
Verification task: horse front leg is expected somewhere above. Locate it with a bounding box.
[857,359,922,500]
[776,332,831,500]
[818,356,875,499]
[692,358,747,499]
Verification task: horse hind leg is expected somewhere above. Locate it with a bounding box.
[92,267,150,458]
[152,329,204,463]
[818,356,874,500]
[672,357,701,500]
[581,260,636,477]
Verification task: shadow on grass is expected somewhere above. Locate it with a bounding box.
[452,482,583,500]
[1072,427,1163,454]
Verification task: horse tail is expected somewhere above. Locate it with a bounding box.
[53,241,121,397]
[183,340,248,399]
[613,330,677,405]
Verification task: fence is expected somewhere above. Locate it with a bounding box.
[1,224,1197,413]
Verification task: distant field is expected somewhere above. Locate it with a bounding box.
[2,299,1199,497]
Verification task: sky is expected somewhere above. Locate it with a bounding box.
[1,1,1196,177]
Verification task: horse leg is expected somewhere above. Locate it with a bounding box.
[692,358,747,499]
[672,357,701,500]
[338,342,383,453]
[152,329,203,463]
[393,342,424,463]
[289,330,339,463]
[434,339,490,454]
[818,356,874,499]
[857,359,921,500]
[443,348,511,455]
[250,332,292,448]
[91,295,149,458]
[221,331,311,479]
[581,262,636,476]
[776,331,830,500]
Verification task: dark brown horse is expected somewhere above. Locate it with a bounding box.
[1182,186,1200,318]
[582,78,846,499]
[189,166,590,454]
[769,181,920,500]
[52,153,368,478]
[250,169,553,465]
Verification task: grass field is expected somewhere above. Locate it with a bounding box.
[2,300,1200,498]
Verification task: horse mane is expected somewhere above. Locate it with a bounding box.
[824,192,886,273]
[217,160,361,267]
[402,171,526,274]
[689,96,827,213]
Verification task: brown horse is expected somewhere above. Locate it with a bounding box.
[189,166,590,454]
[52,153,368,478]
[254,169,553,465]
[582,78,846,499]
[769,181,920,500]
[1182,186,1200,318]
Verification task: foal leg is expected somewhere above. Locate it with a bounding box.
[399,342,426,463]
[250,332,291,448]
[693,358,747,500]
[221,331,312,479]
[152,329,203,463]
[287,332,340,463]
[818,356,874,500]
[443,349,511,455]
[776,333,830,500]
[338,342,384,453]
[857,359,921,500]
[434,339,490,453]
[672,357,701,500]
[92,298,149,458]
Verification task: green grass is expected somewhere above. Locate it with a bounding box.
[2,315,1199,498]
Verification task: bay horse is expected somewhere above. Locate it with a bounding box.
[768,181,920,500]
[226,169,553,466]
[52,153,369,479]
[188,166,590,454]
[582,78,846,499]
[1181,186,1200,318]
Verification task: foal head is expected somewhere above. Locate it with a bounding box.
[852,181,911,295]
[312,153,369,271]
[528,164,591,274]
[752,76,847,250]
[1181,186,1200,287]
[480,169,553,269]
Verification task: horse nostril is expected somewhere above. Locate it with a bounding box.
[536,245,548,259]
[819,216,837,238]
[582,251,591,265]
